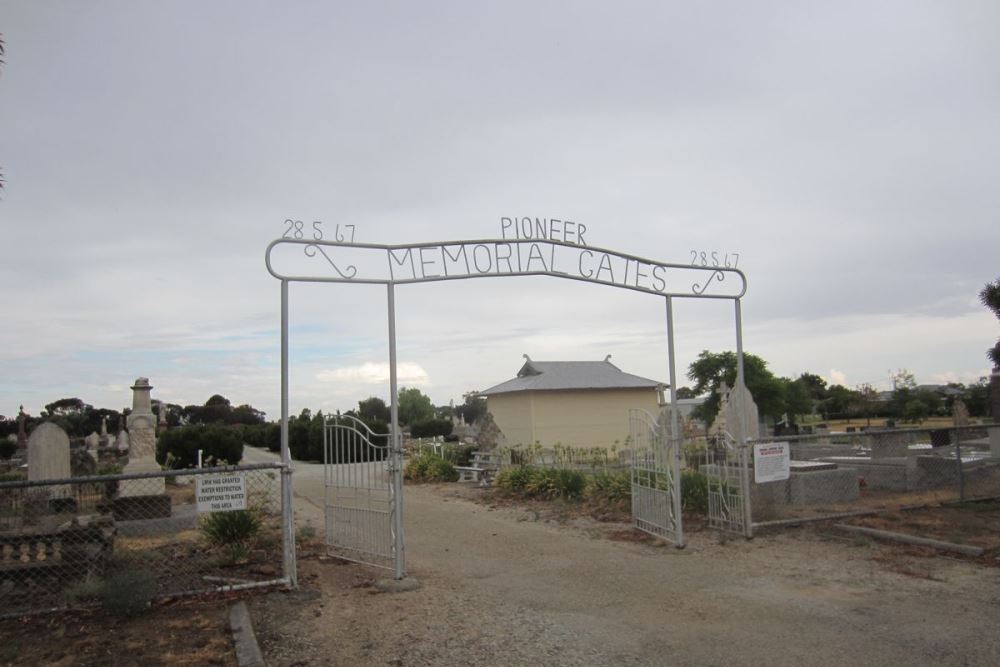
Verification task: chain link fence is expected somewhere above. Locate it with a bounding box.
[719,425,1000,532]
[0,463,293,617]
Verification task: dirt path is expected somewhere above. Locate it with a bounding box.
[244,447,1000,666]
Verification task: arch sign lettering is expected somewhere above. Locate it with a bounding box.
[266,217,751,580]
[267,217,746,299]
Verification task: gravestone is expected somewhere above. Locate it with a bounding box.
[726,381,760,442]
[15,405,28,458]
[70,446,97,477]
[951,399,970,428]
[158,403,168,432]
[115,429,130,451]
[708,381,731,436]
[119,377,167,500]
[84,431,100,451]
[27,422,72,501]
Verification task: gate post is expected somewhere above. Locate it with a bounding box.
[735,298,753,539]
[387,283,406,580]
[280,279,298,587]
[664,296,685,548]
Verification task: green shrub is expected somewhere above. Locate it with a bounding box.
[99,567,157,616]
[681,470,709,514]
[240,422,280,451]
[0,471,25,482]
[587,470,631,503]
[156,425,244,468]
[201,509,261,544]
[409,418,454,439]
[404,453,458,482]
[496,466,585,500]
[200,509,262,565]
[496,466,533,492]
[0,439,16,460]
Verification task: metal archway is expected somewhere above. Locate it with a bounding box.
[267,228,750,579]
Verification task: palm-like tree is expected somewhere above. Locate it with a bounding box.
[980,277,1000,369]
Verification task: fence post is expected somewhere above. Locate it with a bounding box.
[955,430,965,503]
[741,441,754,538]
[281,463,298,587]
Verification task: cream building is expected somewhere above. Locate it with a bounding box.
[479,356,665,448]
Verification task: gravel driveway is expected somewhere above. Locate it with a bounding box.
[243,447,1000,666]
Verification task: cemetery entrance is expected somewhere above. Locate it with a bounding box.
[267,224,749,576]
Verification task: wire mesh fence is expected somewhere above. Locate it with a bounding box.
[736,425,1000,530]
[0,463,291,617]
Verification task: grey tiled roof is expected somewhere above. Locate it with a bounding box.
[479,359,663,396]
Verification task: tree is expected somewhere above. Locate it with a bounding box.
[358,397,390,423]
[44,397,91,416]
[675,386,698,399]
[686,350,785,424]
[781,378,813,422]
[456,391,487,425]
[397,387,434,426]
[854,383,880,426]
[981,277,1000,368]
[819,384,856,420]
[796,373,828,402]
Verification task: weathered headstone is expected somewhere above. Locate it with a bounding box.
[84,431,100,451]
[115,429,130,451]
[27,422,72,500]
[158,403,168,432]
[951,399,971,428]
[708,381,731,436]
[70,446,97,477]
[710,380,760,442]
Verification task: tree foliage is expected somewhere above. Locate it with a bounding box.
[981,276,1000,368]
[358,397,390,422]
[397,387,434,425]
[455,391,487,425]
[686,350,785,424]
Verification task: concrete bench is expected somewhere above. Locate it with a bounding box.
[455,452,501,486]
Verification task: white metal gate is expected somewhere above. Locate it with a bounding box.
[323,414,402,572]
[704,431,750,536]
[629,409,683,546]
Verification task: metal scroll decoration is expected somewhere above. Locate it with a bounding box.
[692,270,725,295]
[304,244,357,279]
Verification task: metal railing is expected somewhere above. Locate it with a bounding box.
[739,425,1000,531]
[0,463,294,617]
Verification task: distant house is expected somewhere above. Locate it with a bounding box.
[478,356,665,448]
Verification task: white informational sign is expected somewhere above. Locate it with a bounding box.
[196,473,247,513]
[753,442,791,484]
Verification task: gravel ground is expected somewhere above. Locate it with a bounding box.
[244,449,1000,666]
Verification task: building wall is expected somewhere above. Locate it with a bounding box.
[487,388,660,448]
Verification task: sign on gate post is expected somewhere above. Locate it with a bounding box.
[196,473,248,512]
[753,442,790,484]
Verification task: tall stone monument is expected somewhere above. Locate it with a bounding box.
[709,380,760,442]
[15,405,28,458]
[120,377,165,497]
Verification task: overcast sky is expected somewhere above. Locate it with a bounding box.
[2,1,998,420]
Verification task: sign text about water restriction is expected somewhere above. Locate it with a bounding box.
[753,442,791,484]
[196,473,247,513]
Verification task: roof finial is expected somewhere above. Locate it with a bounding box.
[523,354,532,361]
[604,354,612,362]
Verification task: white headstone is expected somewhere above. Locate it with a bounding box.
[726,381,761,442]
[27,422,72,483]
